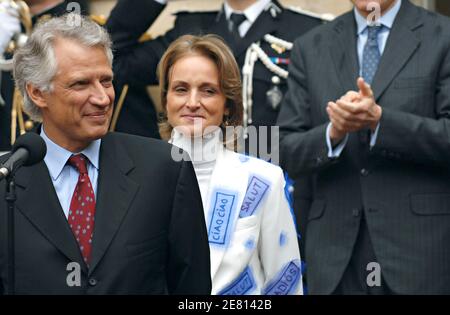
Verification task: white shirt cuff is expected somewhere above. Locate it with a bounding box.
[326,123,348,158]
[369,123,381,148]
[154,0,167,4]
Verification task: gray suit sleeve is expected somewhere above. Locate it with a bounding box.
[166,157,211,295]
[372,47,450,168]
[277,40,339,178]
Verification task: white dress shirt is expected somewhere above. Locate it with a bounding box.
[223,0,271,37]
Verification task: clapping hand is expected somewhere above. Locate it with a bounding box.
[326,77,382,144]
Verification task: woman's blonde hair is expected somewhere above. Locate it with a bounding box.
[157,34,243,144]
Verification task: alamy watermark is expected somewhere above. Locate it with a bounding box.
[66,262,81,287]
[366,2,382,26]
[65,2,82,27]
[366,262,381,287]
[170,123,280,165]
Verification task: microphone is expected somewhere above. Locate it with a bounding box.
[0,133,47,180]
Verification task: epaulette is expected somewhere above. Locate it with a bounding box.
[286,6,335,22]
[174,10,218,16]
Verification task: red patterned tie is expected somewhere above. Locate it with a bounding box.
[67,154,96,266]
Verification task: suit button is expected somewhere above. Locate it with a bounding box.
[360,168,369,176]
[88,278,98,287]
[316,157,323,164]
[352,208,360,217]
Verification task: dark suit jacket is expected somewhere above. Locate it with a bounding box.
[277,0,450,294]
[0,132,211,294]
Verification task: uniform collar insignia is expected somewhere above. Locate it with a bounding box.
[264,1,282,19]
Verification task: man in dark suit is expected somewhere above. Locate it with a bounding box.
[107,0,325,270]
[0,14,211,294]
[277,0,450,294]
[0,0,89,151]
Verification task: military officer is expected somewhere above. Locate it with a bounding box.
[106,0,327,142]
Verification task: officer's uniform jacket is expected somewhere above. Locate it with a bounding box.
[107,0,324,139]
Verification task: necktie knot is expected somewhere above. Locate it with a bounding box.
[230,13,247,27]
[229,13,247,35]
[367,25,383,42]
[68,154,88,175]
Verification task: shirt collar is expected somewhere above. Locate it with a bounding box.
[40,126,101,180]
[224,0,272,24]
[354,0,402,35]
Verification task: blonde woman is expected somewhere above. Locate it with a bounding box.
[158,34,302,295]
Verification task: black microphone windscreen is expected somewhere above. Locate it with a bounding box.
[12,133,47,166]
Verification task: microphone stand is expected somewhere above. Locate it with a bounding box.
[1,133,47,294]
[4,173,16,295]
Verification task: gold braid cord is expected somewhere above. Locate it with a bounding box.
[109,84,129,132]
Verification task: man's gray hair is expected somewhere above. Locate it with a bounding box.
[13,13,113,121]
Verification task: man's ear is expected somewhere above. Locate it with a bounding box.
[25,83,48,109]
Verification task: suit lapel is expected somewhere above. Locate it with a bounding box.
[88,134,139,275]
[329,12,359,94]
[14,162,88,274]
[371,0,423,101]
[207,149,248,280]
[208,8,233,43]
